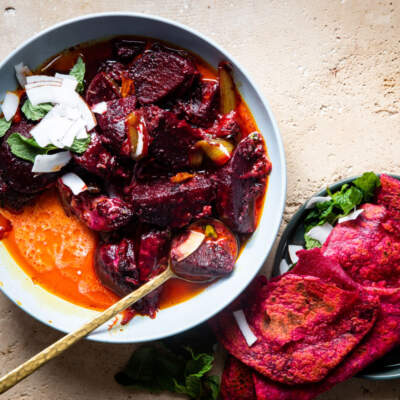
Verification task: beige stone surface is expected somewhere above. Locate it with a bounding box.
[0,0,400,398]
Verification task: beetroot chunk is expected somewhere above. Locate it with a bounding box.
[73,131,130,180]
[0,121,58,195]
[171,219,238,281]
[131,49,198,104]
[126,173,215,228]
[0,174,36,213]
[95,238,139,296]
[206,110,241,139]
[175,80,220,127]
[85,72,120,106]
[142,105,203,170]
[97,60,127,83]
[138,228,170,281]
[58,180,133,232]
[216,132,271,234]
[112,39,146,63]
[97,95,137,157]
[95,237,163,318]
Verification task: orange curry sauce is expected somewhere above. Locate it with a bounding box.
[0,37,265,313]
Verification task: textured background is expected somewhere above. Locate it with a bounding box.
[1,0,400,398]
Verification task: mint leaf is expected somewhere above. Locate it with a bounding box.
[204,375,220,400]
[69,136,90,154]
[115,323,219,399]
[0,117,11,138]
[332,185,363,215]
[303,172,380,246]
[21,99,52,121]
[69,57,85,93]
[6,132,53,163]
[304,234,322,249]
[7,132,90,163]
[353,172,380,202]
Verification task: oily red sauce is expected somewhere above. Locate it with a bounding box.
[0,37,267,313]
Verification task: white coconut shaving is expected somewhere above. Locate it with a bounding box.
[233,309,258,347]
[279,259,292,275]
[307,222,333,245]
[32,151,72,173]
[288,244,304,264]
[338,209,364,224]
[61,172,87,195]
[1,91,19,121]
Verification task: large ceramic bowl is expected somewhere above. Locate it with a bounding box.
[0,13,286,343]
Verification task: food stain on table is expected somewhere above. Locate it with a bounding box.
[0,189,207,312]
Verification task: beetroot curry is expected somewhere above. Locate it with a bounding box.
[0,37,271,319]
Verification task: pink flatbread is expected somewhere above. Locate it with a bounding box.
[323,203,400,288]
[253,284,400,400]
[211,249,379,385]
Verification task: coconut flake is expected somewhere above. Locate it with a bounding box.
[15,62,32,87]
[73,93,96,130]
[55,73,78,91]
[32,151,71,173]
[307,222,333,244]
[305,196,332,209]
[26,75,63,85]
[174,230,205,262]
[338,209,364,224]
[61,172,87,195]
[91,101,108,115]
[1,92,19,121]
[26,83,63,106]
[233,310,257,347]
[288,244,304,264]
[279,259,292,275]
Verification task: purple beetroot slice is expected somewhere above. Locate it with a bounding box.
[130,48,198,104]
[85,71,120,106]
[216,132,271,234]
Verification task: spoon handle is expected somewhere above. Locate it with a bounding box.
[0,267,175,394]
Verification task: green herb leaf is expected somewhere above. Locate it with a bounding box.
[69,136,91,154]
[115,324,219,399]
[204,375,220,400]
[0,117,12,138]
[353,172,381,202]
[7,132,90,163]
[6,132,53,163]
[69,57,85,93]
[332,185,363,215]
[304,234,322,249]
[303,172,380,245]
[21,99,52,121]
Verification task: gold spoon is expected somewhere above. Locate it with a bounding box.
[0,265,202,394]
